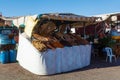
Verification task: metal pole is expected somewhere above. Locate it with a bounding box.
[83,22,86,39]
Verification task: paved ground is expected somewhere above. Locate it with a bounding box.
[1,56,120,80]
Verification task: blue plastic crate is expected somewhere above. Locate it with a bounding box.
[9,50,17,63]
[0,51,9,64]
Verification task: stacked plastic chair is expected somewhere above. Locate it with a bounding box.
[105,47,116,63]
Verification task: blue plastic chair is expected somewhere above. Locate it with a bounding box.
[105,47,116,63]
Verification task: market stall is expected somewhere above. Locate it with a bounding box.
[0,26,18,64]
[94,12,120,57]
[18,34,91,75]
[13,13,97,75]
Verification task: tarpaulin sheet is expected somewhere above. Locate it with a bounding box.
[17,34,91,75]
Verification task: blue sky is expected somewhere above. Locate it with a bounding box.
[0,0,120,17]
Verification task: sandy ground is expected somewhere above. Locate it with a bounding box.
[0,56,120,80]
